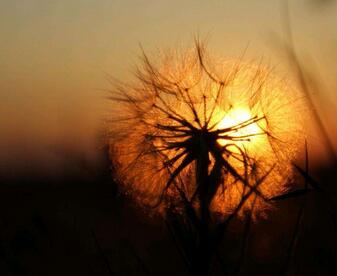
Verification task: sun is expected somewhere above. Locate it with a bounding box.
[216,106,267,154]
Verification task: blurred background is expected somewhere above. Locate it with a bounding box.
[1,0,337,181]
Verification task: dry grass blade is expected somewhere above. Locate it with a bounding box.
[278,141,309,276]
[292,163,322,191]
[91,230,114,276]
[269,188,311,201]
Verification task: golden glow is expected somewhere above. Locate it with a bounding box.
[108,47,305,219]
[216,106,265,151]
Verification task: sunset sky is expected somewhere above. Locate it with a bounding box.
[1,0,337,174]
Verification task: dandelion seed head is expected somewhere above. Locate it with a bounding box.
[108,44,305,219]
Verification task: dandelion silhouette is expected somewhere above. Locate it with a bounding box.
[108,41,303,220]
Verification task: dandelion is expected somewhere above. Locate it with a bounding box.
[107,41,304,219]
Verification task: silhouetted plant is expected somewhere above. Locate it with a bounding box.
[107,40,305,275]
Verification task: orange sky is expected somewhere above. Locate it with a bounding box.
[1,0,337,174]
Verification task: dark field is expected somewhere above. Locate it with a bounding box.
[1,148,336,276]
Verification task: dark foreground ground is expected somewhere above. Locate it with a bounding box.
[0,153,337,275]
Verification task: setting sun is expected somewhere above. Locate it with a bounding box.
[216,106,266,152]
